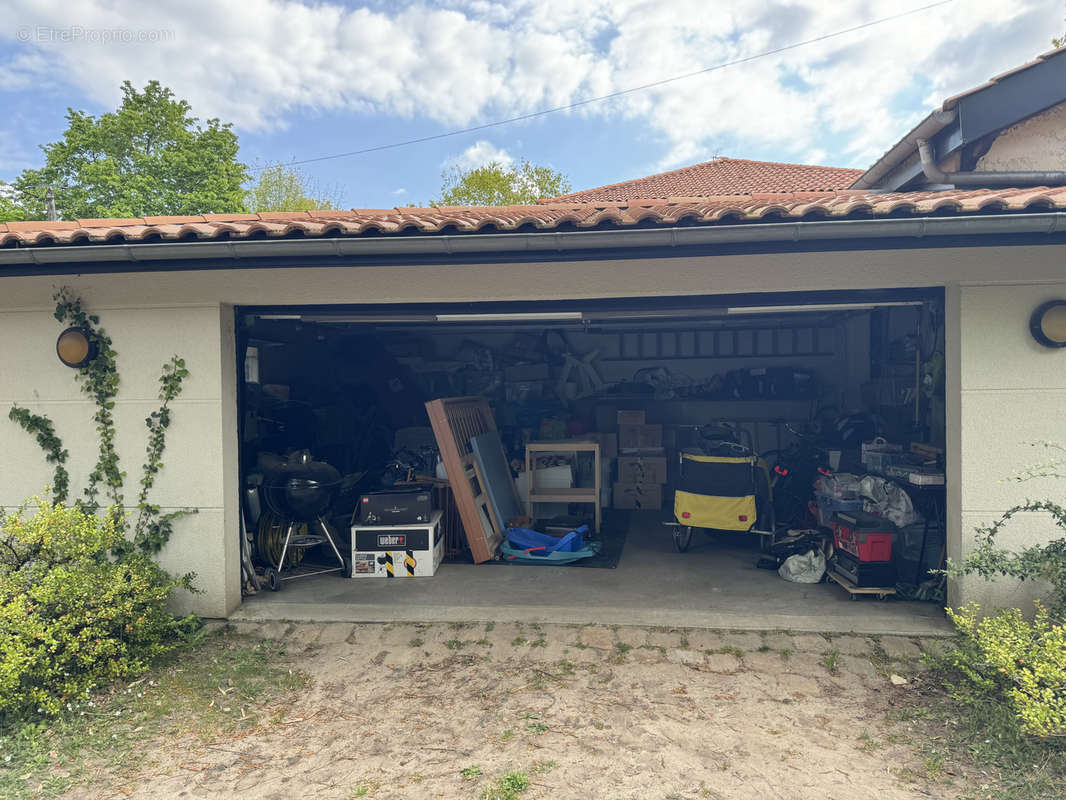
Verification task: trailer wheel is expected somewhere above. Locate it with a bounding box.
[673,526,693,553]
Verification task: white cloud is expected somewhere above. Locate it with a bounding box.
[444,140,515,171]
[0,0,1059,171]
[391,187,407,196]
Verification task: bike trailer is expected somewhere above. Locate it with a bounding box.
[673,452,769,532]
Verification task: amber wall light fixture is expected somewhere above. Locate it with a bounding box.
[1030,300,1066,348]
[56,327,97,368]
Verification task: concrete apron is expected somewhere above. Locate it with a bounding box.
[230,514,953,637]
[229,600,952,637]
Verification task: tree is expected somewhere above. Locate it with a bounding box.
[245,163,340,212]
[0,183,26,222]
[434,160,571,206]
[13,81,247,220]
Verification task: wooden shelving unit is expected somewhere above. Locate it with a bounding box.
[525,441,601,533]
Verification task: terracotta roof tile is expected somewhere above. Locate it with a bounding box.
[3,187,1066,249]
[548,158,863,203]
[142,215,208,224]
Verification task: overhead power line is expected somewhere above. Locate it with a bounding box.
[254,0,954,173]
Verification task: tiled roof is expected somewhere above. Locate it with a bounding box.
[938,44,1066,111]
[3,186,1066,248]
[548,158,864,202]
[853,44,1066,189]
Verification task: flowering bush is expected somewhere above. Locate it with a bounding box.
[940,602,1066,738]
[0,497,195,718]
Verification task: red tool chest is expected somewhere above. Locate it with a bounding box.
[833,510,896,562]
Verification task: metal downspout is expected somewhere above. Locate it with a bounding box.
[916,138,1066,188]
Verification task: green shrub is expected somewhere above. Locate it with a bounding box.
[938,602,1066,738]
[0,497,195,718]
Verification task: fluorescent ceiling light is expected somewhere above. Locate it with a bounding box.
[727,301,923,314]
[583,308,728,320]
[256,314,302,320]
[300,314,435,324]
[435,311,583,322]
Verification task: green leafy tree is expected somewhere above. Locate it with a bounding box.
[434,160,571,206]
[245,163,340,212]
[1055,19,1065,47]
[0,182,27,222]
[13,81,247,220]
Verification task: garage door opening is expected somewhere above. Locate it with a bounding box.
[232,289,949,634]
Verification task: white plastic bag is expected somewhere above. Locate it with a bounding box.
[778,549,826,583]
[859,475,921,528]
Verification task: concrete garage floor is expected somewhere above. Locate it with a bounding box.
[233,511,952,636]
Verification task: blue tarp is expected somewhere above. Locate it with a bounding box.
[501,525,599,564]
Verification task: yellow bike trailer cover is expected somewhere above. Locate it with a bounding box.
[674,453,760,531]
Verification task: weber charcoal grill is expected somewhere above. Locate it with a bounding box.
[260,450,350,590]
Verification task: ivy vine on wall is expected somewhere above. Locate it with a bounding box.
[8,288,195,555]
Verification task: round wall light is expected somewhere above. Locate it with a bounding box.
[1030,300,1066,348]
[56,327,97,368]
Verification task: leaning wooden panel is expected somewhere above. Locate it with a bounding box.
[425,397,502,563]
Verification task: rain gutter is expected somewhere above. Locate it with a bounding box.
[1,212,1065,273]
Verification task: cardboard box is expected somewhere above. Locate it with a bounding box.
[619,423,662,450]
[617,409,646,425]
[351,511,443,578]
[616,455,668,485]
[612,482,663,510]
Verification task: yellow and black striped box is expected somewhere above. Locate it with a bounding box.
[349,510,443,578]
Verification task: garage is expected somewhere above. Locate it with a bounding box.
[235,288,948,632]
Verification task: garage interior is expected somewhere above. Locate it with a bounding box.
[233,289,950,634]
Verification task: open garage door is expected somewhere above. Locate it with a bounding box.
[233,288,947,633]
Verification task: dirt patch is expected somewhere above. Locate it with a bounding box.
[67,622,960,800]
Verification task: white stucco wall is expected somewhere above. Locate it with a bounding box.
[0,240,1064,616]
[950,281,1066,610]
[0,301,240,617]
[976,101,1066,172]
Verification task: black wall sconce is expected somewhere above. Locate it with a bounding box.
[1030,300,1066,348]
[56,327,97,368]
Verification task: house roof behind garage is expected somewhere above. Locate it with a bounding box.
[3,186,1066,248]
[549,157,863,202]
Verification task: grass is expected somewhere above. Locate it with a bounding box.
[511,636,527,647]
[884,665,1066,799]
[821,650,841,675]
[482,771,530,800]
[0,631,310,800]
[779,648,792,663]
[857,730,882,751]
[408,637,424,648]
[460,765,483,780]
[444,639,464,650]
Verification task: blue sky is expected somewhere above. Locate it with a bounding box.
[0,0,1061,210]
